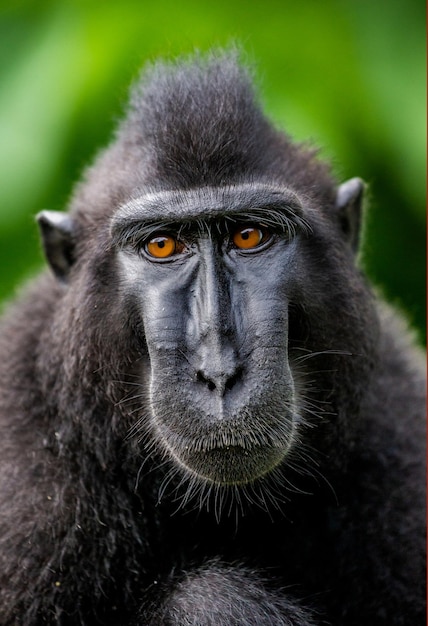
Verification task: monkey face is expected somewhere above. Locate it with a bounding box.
[112,184,308,486]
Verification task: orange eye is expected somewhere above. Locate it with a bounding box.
[145,235,177,259]
[232,226,266,250]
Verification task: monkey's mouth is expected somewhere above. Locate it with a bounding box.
[154,421,294,485]
[149,380,298,485]
[173,443,290,485]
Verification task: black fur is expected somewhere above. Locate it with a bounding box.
[0,51,425,625]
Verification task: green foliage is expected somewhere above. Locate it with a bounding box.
[0,0,425,338]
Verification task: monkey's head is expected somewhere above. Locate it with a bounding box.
[37,53,378,496]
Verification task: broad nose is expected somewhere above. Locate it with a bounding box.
[191,244,243,395]
[196,345,243,396]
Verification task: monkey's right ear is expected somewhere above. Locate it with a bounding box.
[37,211,77,282]
[335,177,365,253]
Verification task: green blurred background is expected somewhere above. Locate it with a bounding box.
[0,0,425,340]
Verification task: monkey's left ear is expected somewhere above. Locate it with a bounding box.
[335,177,365,252]
[37,211,77,282]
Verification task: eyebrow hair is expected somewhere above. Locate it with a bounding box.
[110,183,311,248]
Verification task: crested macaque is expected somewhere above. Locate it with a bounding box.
[0,52,425,625]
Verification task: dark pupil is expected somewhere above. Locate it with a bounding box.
[158,240,165,248]
[242,230,250,240]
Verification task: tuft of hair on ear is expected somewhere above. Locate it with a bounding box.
[37,210,77,282]
[335,177,366,252]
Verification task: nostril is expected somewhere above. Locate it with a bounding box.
[196,370,216,391]
[225,367,243,391]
